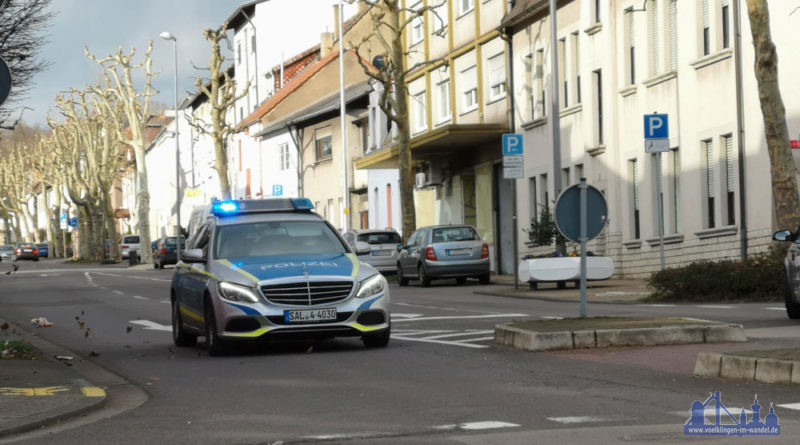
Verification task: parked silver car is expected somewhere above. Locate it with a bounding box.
[396,225,490,287]
[0,244,14,261]
[119,235,141,259]
[343,229,402,274]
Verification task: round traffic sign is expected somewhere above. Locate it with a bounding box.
[555,183,608,242]
[0,57,11,106]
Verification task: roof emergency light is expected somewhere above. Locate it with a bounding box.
[210,198,315,216]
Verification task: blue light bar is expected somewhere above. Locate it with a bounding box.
[291,198,314,210]
[211,201,239,215]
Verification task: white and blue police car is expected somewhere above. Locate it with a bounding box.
[171,198,390,355]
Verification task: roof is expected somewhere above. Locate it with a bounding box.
[225,0,268,30]
[500,0,573,31]
[270,44,321,74]
[253,82,373,138]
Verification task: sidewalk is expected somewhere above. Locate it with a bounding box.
[479,275,651,304]
[0,319,114,438]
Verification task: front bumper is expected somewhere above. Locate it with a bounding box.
[423,258,490,278]
[209,285,391,341]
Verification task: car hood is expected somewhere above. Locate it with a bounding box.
[211,253,365,283]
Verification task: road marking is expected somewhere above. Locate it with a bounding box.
[765,307,785,311]
[637,304,676,307]
[129,320,171,331]
[81,387,106,397]
[160,300,170,304]
[391,313,423,319]
[0,386,70,396]
[132,295,149,300]
[547,416,622,424]
[394,302,511,315]
[777,403,800,411]
[392,329,456,336]
[93,272,171,283]
[671,408,751,417]
[391,314,527,322]
[112,290,124,295]
[391,335,490,349]
[425,330,494,340]
[696,305,735,309]
[541,316,563,320]
[431,421,520,431]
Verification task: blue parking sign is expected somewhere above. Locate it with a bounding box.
[272,185,283,196]
[502,134,523,155]
[644,114,668,139]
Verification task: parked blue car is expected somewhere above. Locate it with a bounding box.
[36,243,49,257]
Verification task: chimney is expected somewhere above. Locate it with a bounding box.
[321,32,334,57]
[333,4,341,40]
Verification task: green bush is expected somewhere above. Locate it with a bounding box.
[646,246,786,302]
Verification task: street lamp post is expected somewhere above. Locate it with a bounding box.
[160,31,181,263]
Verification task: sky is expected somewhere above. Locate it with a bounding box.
[18,0,357,127]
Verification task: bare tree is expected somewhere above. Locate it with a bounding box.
[351,0,446,239]
[188,22,248,200]
[85,42,157,263]
[745,0,800,231]
[0,0,54,125]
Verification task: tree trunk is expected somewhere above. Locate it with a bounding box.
[105,189,121,261]
[745,0,800,230]
[12,213,21,242]
[20,204,34,242]
[389,2,417,240]
[213,132,232,200]
[133,150,154,263]
[42,182,54,258]
[54,186,64,258]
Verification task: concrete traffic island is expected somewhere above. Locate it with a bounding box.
[695,349,800,384]
[494,317,746,352]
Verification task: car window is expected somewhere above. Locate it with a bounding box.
[405,231,418,247]
[193,225,211,252]
[431,227,479,242]
[414,229,428,247]
[123,236,140,244]
[164,237,186,247]
[357,232,402,244]
[214,220,347,259]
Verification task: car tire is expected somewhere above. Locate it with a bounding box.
[172,299,197,347]
[456,277,467,285]
[478,274,490,285]
[418,265,431,287]
[362,326,390,348]
[397,264,409,286]
[784,276,800,320]
[33,257,39,262]
[204,301,226,356]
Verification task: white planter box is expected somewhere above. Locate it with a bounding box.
[518,257,614,283]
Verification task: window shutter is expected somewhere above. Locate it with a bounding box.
[490,55,504,87]
[651,0,660,74]
[670,0,677,70]
[632,160,640,209]
[725,136,735,192]
[705,141,716,198]
[702,0,710,28]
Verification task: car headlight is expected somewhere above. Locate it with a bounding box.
[356,273,386,299]
[217,282,260,303]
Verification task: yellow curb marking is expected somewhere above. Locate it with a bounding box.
[81,386,106,397]
[0,386,70,396]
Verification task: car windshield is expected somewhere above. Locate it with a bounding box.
[123,236,140,243]
[164,237,186,247]
[431,227,479,243]
[214,220,347,259]
[356,232,402,245]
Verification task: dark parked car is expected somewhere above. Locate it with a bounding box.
[36,243,49,258]
[153,236,186,269]
[14,242,39,261]
[396,225,490,287]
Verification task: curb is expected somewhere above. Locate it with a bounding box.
[494,323,746,352]
[0,390,106,438]
[694,353,800,385]
[473,290,642,305]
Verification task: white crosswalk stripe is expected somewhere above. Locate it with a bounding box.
[392,329,495,349]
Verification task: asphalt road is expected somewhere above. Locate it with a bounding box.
[4,259,800,444]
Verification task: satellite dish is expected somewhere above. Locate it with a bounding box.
[0,57,11,106]
[371,55,384,71]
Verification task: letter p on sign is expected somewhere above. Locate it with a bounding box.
[644,114,668,139]
[502,133,523,155]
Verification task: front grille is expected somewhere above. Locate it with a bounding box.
[261,281,353,306]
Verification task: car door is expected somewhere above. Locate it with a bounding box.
[398,230,418,276]
[179,224,212,330]
[408,228,427,277]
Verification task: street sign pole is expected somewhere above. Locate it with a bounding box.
[644,112,668,271]
[656,152,665,270]
[579,178,587,318]
[503,134,524,289]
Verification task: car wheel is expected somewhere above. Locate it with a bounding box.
[397,264,409,286]
[362,326,390,348]
[172,299,197,347]
[456,277,467,285]
[204,301,226,356]
[478,274,490,285]
[784,276,800,320]
[418,265,431,287]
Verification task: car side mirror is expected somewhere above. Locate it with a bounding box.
[355,241,371,255]
[182,248,206,263]
[773,230,796,242]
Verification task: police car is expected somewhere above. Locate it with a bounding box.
[171,198,390,355]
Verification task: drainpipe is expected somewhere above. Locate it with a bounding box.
[732,0,748,261]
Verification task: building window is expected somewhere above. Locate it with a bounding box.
[237,42,242,64]
[488,53,506,100]
[723,134,735,225]
[558,38,567,107]
[722,0,730,49]
[630,159,640,239]
[625,9,636,85]
[437,80,451,123]
[649,0,661,76]
[539,173,549,210]
[462,66,478,111]
[315,133,332,161]
[703,139,716,228]
[410,2,424,45]
[328,198,335,225]
[702,0,710,55]
[593,0,601,23]
[571,32,581,104]
[386,184,393,228]
[669,0,678,70]
[575,163,584,181]
[279,143,290,171]
[459,0,474,16]
[529,177,538,222]
[534,49,545,118]
[593,69,603,145]
[360,121,370,153]
[413,91,427,133]
[251,33,256,53]
[561,167,570,188]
